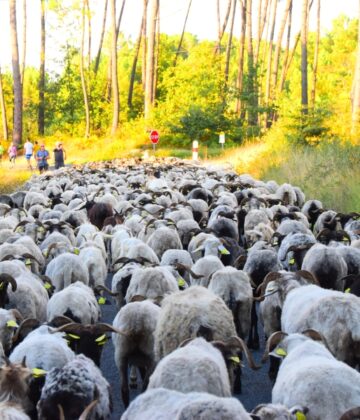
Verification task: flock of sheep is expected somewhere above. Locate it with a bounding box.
[0,156,358,419]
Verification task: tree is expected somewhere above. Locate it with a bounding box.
[311,0,320,107]
[254,0,269,65]
[80,0,90,138]
[224,0,236,85]
[20,0,26,85]
[38,0,45,135]
[246,0,258,127]
[173,0,192,67]
[235,0,246,116]
[0,65,8,140]
[351,0,360,134]
[9,0,23,146]
[145,0,158,118]
[215,0,232,54]
[110,0,119,134]
[301,0,309,113]
[94,0,107,74]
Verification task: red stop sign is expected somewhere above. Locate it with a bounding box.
[150,130,159,144]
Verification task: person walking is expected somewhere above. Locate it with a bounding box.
[24,138,34,170]
[8,143,17,168]
[53,142,66,169]
[36,144,50,174]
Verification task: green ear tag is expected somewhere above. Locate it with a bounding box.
[345,288,351,293]
[296,412,307,420]
[73,248,80,255]
[177,278,186,287]
[218,245,230,255]
[289,258,295,265]
[6,320,18,328]
[43,249,49,258]
[275,347,287,357]
[0,282,4,291]
[67,333,80,340]
[32,368,47,378]
[95,334,107,345]
[44,282,52,290]
[98,297,106,305]
[25,259,32,266]
[228,356,240,364]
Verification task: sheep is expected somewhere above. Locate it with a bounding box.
[125,266,179,304]
[301,243,347,290]
[146,226,183,260]
[79,246,107,288]
[121,388,251,420]
[148,337,232,396]
[281,284,360,366]
[190,255,224,287]
[112,238,159,271]
[47,282,100,324]
[37,354,112,420]
[0,309,23,355]
[160,249,194,285]
[251,403,308,420]
[208,267,253,340]
[264,332,360,420]
[112,300,161,407]
[277,232,316,271]
[45,253,89,292]
[0,402,30,420]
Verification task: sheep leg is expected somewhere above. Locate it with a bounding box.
[268,355,280,383]
[233,362,242,394]
[120,358,130,408]
[129,365,137,389]
[247,302,260,350]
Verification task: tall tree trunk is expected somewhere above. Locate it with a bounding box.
[142,0,148,92]
[153,2,160,104]
[301,0,309,114]
[144,0,158,118]
[128,0,147,109]
[0,66,8,141]
[9,0,23,146]
[246,0,257,126]
[38,0,45,136]
[215,0,232,54]
[235,0,246,116]
[94,0,107,74]
[260,0,272,68]
[351,0,360,134]
[271,0,291,95]
[173,0,192,67]
[20,0,26,85]
[110,0,119,134]
[81,0,90,138]
[310,0,320,107]
[278,1,292,92]
[224,0,236,85]
[265,0,278,127]
[86,0,91,69]
[106,0,126,102]
[254,0,269,65]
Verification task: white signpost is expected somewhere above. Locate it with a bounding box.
[192,140,199,160]
[219,132,225,149]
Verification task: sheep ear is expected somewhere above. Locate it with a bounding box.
[196,325,213,341]
[289,405,309,419]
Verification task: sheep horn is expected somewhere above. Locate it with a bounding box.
[0,274,17,291]
[13,220,29,231]
[339,407,360,420]
[225,336,261,370]
[296,270,319,285]
[49,315,74,327]
[302,329,330,350]
[78,399,99,420]
[92,323,129,336]
[255,271,282,297]
[130,295,146,303]
[12,318,40,343]
[58,405,65,420]
[262,331,288,363]
[10,309,24,321]
[94,285,119,297]
[22,253,41,266]
[179,337,195,348]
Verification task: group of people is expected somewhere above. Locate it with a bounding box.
[1,140,66,173]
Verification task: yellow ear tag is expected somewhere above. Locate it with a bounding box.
[44,282,52,290]
[275,347,287,357]
[273,239,278,245]
[218,245,230,255]
[345,288,351,293]
[73,248,80,255]
[32,368,47,378]
[98,297,106,305]
[38,227,45,233]
[343,237,349,242]
[0,282,4,291]
[43,249,49,258]
[177,278,186,287]
[25,259,32,266]
[6,320,18,328]
[95,334,107,345]
[296,412,307,420]
[67,334,80,340]
[229,356,240,364]
[289,258,295,265]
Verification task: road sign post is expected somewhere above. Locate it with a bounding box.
[150,130,159,152]
[219,132,225,150]
[192,140,199,160]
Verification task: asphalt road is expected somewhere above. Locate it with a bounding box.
[99,274,272,419]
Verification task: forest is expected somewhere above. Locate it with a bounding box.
[0,0,360,210]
